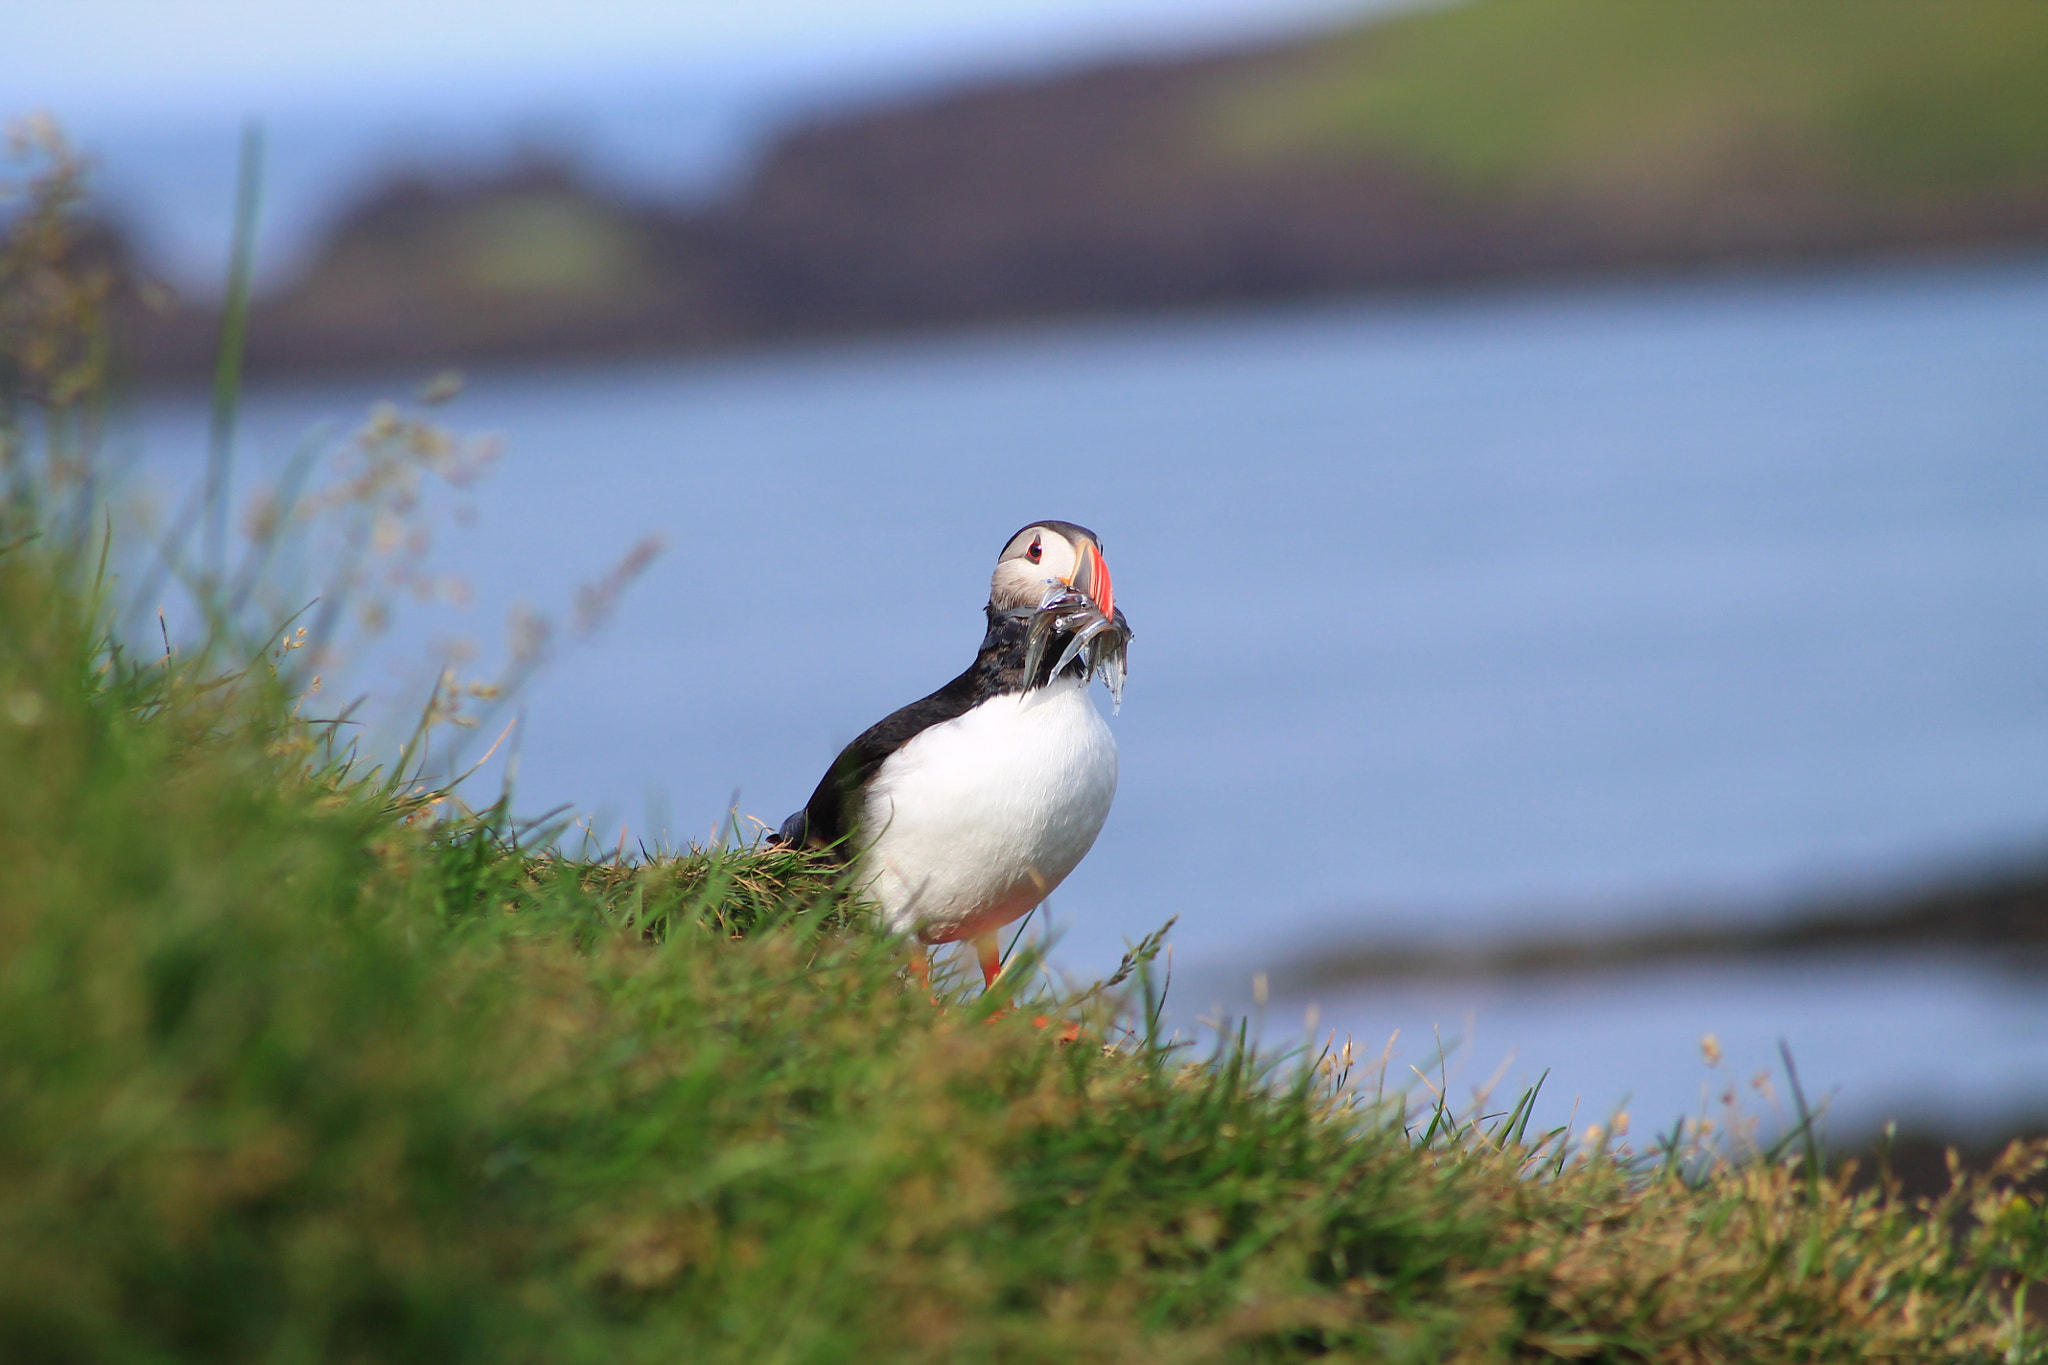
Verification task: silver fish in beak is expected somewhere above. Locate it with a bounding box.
[1021,543,1131,710]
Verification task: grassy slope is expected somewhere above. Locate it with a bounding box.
[6,130,2048,1365]
[5,551,2045,1364]
[1217,0,2048,196]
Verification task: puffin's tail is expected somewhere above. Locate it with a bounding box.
[769,808,846,863]
[774,806,856,871]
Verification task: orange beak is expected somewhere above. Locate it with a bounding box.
[1066,540,1114,622]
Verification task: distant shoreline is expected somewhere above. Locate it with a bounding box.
[107,0,2048,381]
[1272,856,2048,992]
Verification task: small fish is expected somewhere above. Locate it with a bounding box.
[1023,584,1132,712]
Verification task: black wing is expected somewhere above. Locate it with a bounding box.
[774,609,1032,858]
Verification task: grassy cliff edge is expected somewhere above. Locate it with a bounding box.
[5,537,2046,1363]
[6,118,2048,1365]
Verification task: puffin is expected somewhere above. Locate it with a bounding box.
[775,521,1131,988]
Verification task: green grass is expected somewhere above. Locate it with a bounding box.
[1214,0,2048,197]
[6,118,2048,1364]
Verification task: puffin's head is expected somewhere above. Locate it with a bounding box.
[991,520,1114,619]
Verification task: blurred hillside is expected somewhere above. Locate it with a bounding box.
[119,0,2048,376]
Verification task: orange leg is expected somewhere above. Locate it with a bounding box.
[972,933,1004,991]
[959,933,1081,1042]
[972,933,1018,1022]
[907,947,939,1003]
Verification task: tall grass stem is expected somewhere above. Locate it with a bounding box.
[203,121,263,585]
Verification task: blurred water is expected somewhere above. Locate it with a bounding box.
[1251,951,2048,1146]
[124,259,2048,1132]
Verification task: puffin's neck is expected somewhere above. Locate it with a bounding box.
[972,605,1083,699]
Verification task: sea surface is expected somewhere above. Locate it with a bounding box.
[122,259,2048,1138]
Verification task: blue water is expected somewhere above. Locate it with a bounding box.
[126,259,2048,1135]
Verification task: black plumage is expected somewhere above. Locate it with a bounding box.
[775,605,1046,856]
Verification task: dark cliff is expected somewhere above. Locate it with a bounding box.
[119,0,2048,377]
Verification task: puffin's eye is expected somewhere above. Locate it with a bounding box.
[1025,537,1043,564]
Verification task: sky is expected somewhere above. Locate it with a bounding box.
[6,0,1385,122]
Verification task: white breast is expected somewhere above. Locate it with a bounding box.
[857,676,1118,944]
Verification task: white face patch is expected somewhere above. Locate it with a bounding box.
[991,527,1081,611]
